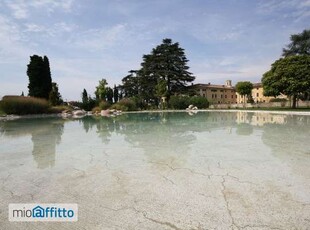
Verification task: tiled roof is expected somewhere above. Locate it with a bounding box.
[192,84,235,90]
[252,83,262,87]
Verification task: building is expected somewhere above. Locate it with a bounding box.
[237,83,287,103]
[194,80,286,104]
[192,80,237,104]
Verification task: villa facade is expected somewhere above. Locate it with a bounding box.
[193,80,237,104]
[193,80,286,104]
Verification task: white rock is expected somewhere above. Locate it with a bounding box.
[73,110,86,116]
[100,109,110,116]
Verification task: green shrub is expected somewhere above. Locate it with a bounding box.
[168,95,209,109]
[168,95,190,109]
[270,98,288,102]
[99,100,110,110]
[188,96,209,109]
[81,97,97,111]
[48,105,72,114]
[110,104,127,111]
[92,106,101,114]
[0,96,49,115]
[112,98,137,111]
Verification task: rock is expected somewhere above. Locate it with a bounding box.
[100,109,110,117]
[73,110,86,116]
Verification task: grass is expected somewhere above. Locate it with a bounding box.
[0,96,49,115]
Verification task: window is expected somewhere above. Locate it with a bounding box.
[225,95,227,98]
[203,94,205,97]
[215,94,217,98]
[257,93,259,97]
[212,94,214,98]
[211,89,217,92]
[231,95,233,99]
[220,90,224,92]
[221,95,223,98]
[235,95,237,98]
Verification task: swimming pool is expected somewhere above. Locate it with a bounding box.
[1,111,309,229]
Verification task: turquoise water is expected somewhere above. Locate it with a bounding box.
[0,112,309,229]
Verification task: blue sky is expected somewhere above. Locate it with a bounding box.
[0,0,309,101]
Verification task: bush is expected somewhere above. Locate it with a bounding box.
[0,96,49,115]
[188,96,209,109]
[48,105,72,114]
[99,100,110,110]
[168,95,209,109]
[92,106,101,114]
[169,95,190,109]
[81,97,97,111]
[269,98,288,102]
[112,98,137,111]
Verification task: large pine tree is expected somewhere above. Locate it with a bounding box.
[138,38,195,103]
[27,55,52,99]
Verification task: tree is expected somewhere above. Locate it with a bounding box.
[82,89,88,105]
[121,70,140,98]
[106,87,113,104]
[43,56,52,98]
[49,82,63,106]
[81,89,96,111]
[138,38,195,104]
[27,55,52,99]
[21,91,24,96]
[95,79,108,101]
[262,55,310,108]
[283,29,310,57]
[235,81,253,104]
[113,85,119,103]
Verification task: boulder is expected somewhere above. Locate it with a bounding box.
[100,109,110,117]
[73,110,86,116]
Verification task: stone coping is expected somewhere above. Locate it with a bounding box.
[0,109,309,121]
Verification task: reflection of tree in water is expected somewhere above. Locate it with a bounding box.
[0,118,64,169]
[262,115,310,156]
[236,123,254,136]
[80,116,122,144]
[79,112,239,168]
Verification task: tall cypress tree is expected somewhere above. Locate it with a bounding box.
[113,85,119,103]
[43,56,52,99]
[27,55,52,99]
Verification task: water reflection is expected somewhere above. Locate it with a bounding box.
[0,112,309,169]
[0,118,64,169]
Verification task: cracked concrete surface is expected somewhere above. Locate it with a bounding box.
[0,113,310,229]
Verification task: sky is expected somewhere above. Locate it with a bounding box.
[0,0,309,101]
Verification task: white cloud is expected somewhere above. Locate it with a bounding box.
[5,0,75,19]
[24,22,76,37]
[29,0,74,12]
[6,0,28,19]
[72,24,127,51]
[257,0,310,21]
[0,15,34,62]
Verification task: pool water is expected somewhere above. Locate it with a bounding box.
[0,111,309,229]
